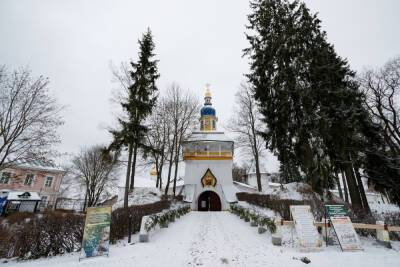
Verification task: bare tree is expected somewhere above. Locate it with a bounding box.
[72,145,120,209]
[232,162,250,183]
[359,56,400,154]
[0,66,63,171]
[228,83,265,191]
[143,99,170,189]
[108,62,133,209]
[163,84,199,196]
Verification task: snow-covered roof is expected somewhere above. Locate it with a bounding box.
[9,159,64,173]
[6,191,41,201]
[185,131,233,143]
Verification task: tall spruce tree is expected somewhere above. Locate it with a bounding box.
[110,28,159,208]
[245,0,371,213]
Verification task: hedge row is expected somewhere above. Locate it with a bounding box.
[236,192,318,220]
[110,200,170,243]
[0,212,84,259]
[230,203,276,233]
[0,200,171,260]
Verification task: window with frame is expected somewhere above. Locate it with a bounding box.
[40,195,48,207]
[45,176,53,187]
[0,172,11,184]
[24,174,34,186]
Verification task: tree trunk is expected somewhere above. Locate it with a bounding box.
[83,189,88,212]
[165,136,176,195]
[353,166,371,214]
[343,160,364,213]
[254,150,262,192]
[334,170,343,200]
[155,158,160,188]
[158,149,165,190]
[124,144,133,209]
[172,142,180,196]
[158,163,163,190]
[129,143,138,190]
[340,170,349,203]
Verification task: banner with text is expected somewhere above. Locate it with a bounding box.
[290,205,323,252]
[80,206,112,260]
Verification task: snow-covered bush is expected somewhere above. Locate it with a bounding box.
[258,216,276,233]
[230,203,276,233]
[144,205,191,232]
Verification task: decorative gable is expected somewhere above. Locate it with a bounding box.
[201,168,217,187]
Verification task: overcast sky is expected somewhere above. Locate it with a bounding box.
[1,0,399,172]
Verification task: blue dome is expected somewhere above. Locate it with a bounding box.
[201,106,216,116]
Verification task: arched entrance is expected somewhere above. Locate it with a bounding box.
[197,191,221,211]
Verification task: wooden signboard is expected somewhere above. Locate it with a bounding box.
[290,205,323,252]
[325,205,362,251]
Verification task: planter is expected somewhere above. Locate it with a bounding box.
[271,233,282,246]
[170,217,175,222]
[160,222,169,228]
[244,217,250,222]
[250,220,258,227]
[258,226,267,234]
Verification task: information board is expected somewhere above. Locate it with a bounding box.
[330,216,362,251]
[326,205,348,217]
[325,205,362,251]
[80,206,112,260]
[290,205,323,252]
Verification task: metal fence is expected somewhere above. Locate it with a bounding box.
[39,199,86,212]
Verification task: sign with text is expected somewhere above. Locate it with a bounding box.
[80,206,112,260]
[326,205,348,217]
[290,205,323,252]
[330,216,362,251]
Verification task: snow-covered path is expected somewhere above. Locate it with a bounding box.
[3,211,400,267]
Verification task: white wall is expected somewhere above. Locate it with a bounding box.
[184,159,234,210]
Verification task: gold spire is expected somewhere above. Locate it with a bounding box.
[205,84,211,98]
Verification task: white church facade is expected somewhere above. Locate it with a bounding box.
[182,87,237,211]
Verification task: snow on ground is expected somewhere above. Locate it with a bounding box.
[369,198,400,214]
[3,212,399,267]
[134,175,158,188]
[261,182,311,201]
[238,201,280,219]
[114,187,162,209]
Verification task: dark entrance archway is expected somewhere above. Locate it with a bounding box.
[197,191,221,211]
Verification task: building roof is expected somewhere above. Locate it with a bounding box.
[185,131,234,143]
[9,159,65,173]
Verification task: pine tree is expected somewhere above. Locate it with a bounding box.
[109,28,159,208]
[245,0,371,213]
